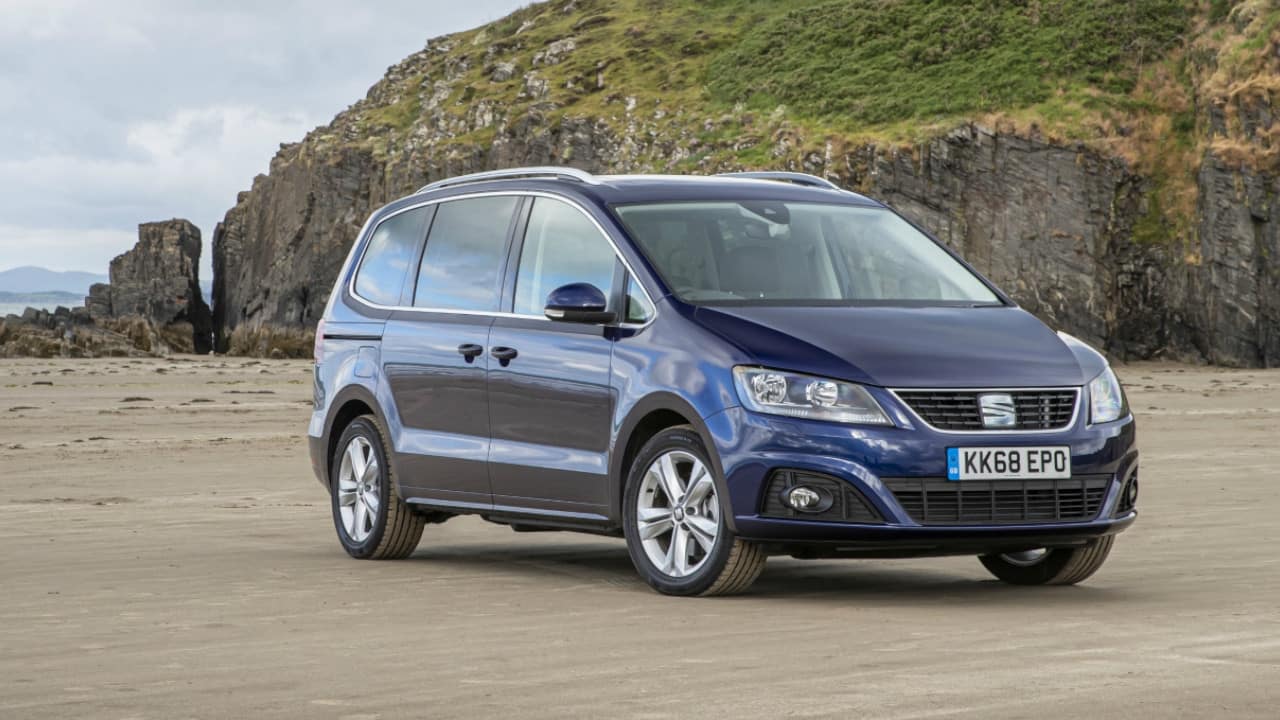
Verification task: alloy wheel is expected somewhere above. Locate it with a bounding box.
[635,449,720,578]
[336,436,381,543]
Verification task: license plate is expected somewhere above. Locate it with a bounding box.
[946,446,1070,481]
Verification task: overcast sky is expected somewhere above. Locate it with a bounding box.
[0,0,526,284]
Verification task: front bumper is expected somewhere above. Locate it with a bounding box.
[704,404,1138,554]
[308,430,327,488]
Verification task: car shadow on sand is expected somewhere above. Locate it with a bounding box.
[405,540,1141,606]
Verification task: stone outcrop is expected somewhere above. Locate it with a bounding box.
[1,219,215,358]
[85,283,112,319]
[208,1,1279,366]
[0,307,151,359]
[95,219,213,354]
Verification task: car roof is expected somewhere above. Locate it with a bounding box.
[365,168,885,228]
[416,168,881,204]
[586,174,883,206]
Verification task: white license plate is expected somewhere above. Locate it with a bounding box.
[946,446,1071,481]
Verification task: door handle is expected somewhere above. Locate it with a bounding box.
[490,346,518,365]
[456,343,484,362]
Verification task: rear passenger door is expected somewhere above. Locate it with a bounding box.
[380,195,522,508]
[486,196,620,516]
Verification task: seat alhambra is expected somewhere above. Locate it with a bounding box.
[308,167,1137,596]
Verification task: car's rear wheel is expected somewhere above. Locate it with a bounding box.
[979,536,1115,585]
[331,415,424,559]
[623,426,765,596]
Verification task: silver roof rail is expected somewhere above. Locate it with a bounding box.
[717,171,843,191]
[417,166,600,193]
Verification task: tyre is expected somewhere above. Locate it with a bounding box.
[979,536,1115,586]
[330,415,424,559]
[623,426,765,596]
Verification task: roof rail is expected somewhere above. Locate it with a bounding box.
[417,166,600,193]
[717,171,842,191]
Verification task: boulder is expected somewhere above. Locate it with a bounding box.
[86,282,112,320]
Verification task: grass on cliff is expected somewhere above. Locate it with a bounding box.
[373,0,1199,154]
[343,0,1278,257]
[707,0,1190,128]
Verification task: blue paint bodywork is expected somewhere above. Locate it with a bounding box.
[309,174,1137,554]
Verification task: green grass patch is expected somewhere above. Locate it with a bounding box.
[707,0,1190,127]
[363,75,425,131]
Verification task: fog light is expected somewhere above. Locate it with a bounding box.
[781,485,833,513]
[1127,477,1139,506]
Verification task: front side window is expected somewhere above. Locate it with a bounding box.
[613,201,1000,305]
[413,196,519,311]
[513,197,617,315]
[353,206,429,306]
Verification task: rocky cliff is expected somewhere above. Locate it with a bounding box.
[210,0,1279,366]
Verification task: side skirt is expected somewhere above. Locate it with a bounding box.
[404,497,622,537]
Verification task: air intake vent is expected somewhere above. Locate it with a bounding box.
[884,475,1110,525]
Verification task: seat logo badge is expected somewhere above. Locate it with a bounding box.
[979,393,1017,428]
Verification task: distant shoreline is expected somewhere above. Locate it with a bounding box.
[0,291,83,317]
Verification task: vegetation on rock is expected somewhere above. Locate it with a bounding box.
[211,0,1280,365]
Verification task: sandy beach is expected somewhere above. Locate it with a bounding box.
[1,356,1278,718]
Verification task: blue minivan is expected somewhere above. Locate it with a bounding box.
[308,167,1137,596]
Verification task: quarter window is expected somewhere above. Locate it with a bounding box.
[624,275,654,323]
[353,207,429,306]
[513,198,617,316]
[413,196,519,311]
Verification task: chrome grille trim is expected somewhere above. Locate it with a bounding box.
[889,387,1082,434]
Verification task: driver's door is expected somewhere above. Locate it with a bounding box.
[485,196,621,516]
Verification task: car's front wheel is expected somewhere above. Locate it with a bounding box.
[331,415,424,559]
[623,426,766,596]
[979,536,1115,585]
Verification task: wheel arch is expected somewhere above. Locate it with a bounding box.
[610,392,738,532]
[323,385,394,491]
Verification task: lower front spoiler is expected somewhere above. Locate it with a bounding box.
[736,512,1135,559]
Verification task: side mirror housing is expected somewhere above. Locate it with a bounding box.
[544,283,616,324]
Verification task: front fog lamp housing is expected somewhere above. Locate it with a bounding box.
[733,367,892,426]
[1089,366,1127,424]
[781,484,833,513]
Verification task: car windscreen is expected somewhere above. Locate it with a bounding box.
[612,201,1001,306]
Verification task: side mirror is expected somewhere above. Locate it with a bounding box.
[544,283,616,324]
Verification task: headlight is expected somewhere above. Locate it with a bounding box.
[732,367,892,425]
[1088,367,1127,424]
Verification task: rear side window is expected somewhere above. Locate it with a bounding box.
[413,196,519,311]
[353,207,430,306]
[513,198,617,315]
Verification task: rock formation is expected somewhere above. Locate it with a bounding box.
[1,219,213,358]
[0,306,151,359]
[94,219,213,354]
[209,0,1278,365]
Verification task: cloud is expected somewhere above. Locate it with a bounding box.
[0,104,317,276]
[0,0,527,278]
[0,225,138,274]
[1,105,315,222]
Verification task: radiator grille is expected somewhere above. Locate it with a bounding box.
[884,475,1110,525]
[896,389,1078,431]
